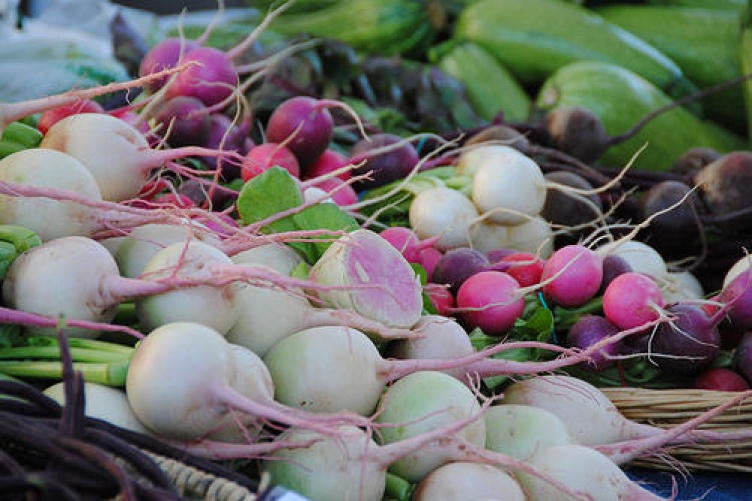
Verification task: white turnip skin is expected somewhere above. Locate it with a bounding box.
[44,382,150,435]
[135,240,240,335]
[504,216,555,258]
[409,186,479,251]
[0,149,103,241]
[516,444,667,501]
[483,404,577,461]
[463,145,548,226]
[412,461,525,501]
[309,229,423,329]
[596,240,668,283]
[125,322,370,441]
[40,113,241,202]
[113,222,222,278]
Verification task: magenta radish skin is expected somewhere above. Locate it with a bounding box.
[152,95,211,147]
[164,46,239,107]
[455,271,525,336]
[302,148,351,180]
[139,37,200,92]
[720,269,752,330]
[540,244,603,308]
[603,272,664,331]
[241,142,300,181]
[265,96,334,164]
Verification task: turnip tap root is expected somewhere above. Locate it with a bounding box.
[412,461,525,501]
[501,375,661,446]
[409,186,479,251]
[125,322,369,441]
[2,236,121,338]
[0,149,103,241]
[113,222,222,278]
[515,444,668,501]
[374,370,487,483]
[135,240,240,335]
[483,404,577,461]
[40,113,241,201]
[44,381,151,435]
[308,229,423,329]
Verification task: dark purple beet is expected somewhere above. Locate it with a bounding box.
[566,314,621,372]
[639,180,701,256]
[139,37,200,93]
[733,331,752,385]
[164,47,238,107]
[543,105,609,163]
[431,247,490,295]
[199,113,253,180]
[720,269,752,330]
[153,95,210,148]
[265,96,334,165]
[650,302,721,374]
[598,254,633,294]
[350,133,420,191]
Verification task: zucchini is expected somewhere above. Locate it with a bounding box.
[535,61,747,171]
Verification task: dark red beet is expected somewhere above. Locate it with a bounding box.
[139,38,200,93]
[692,367,749,391]
[639,180,701,256]
[199,113,253,179]
[566,314,621,372]
[432,247,490,295]
[152,95,210,147]
[265,96,334,165]
[350,133,420,191]
[650,303,721,374]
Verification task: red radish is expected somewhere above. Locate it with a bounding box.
[417,245,443,278]
[540,244,603,308]
[496,251,546,288]
[308,175,358,206]
[455,270,525,336]
[693,368,749,391]
[37,99,104,135]
[719,269,752,330]
[302,148,351,180]
[425,284,455,316]
[603,272,664,330]
[240,142,300,181]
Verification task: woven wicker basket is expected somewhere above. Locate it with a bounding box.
[602,387,752,473]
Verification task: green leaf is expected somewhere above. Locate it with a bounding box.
[292,202,359,261]
[236,166,303,231]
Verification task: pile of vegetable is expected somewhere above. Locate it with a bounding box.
[2,0,752,499]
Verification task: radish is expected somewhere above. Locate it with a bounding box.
[138,37,201,93]
[454,271,526,336]
[540,244,603,308]
[40,113,241,202]
[649,302,721,374]
[493,251,546,288]
[460,145,547,226]
[163,46,239,107]
[409,186,479,251]
[125,321,369,441]
[515,444,667,501]
[308,229,423,329]
[240,142,300,182]
[36,98,105,135]
[565,314,622,372]
[504,216,554,258]
[374,370,487,482]
[0,148,103,241]
[431,247,490,294]
[264,96,337,164]
[412,461,525,501]
[113,222,222,278]
[483,404,576,461]
[151,95,211,147]
[135,240,240,335]
[350,133,421,191]
[302,148,351,180]
[43,381,150,435]
[602,272,664,331]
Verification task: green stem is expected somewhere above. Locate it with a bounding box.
[0,359,130,387]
